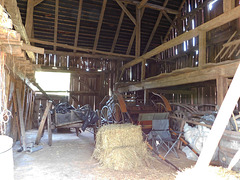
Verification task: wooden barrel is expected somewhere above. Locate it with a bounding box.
[219,130,240,172]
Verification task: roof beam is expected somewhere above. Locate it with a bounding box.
[33,0,44,7]
[164,0,186,42]
[30,38,135,58]
[162,11,178,30]
[93,0,107,53]
[45,50,132,61]
[53,0,59,51]
[137,0,148,9]
[119,0,179,14]
[74,0,83,53]
[5,0,35,62]
[121,5,240,70]
[111,4,127,52]
[116,0,136,25]
[126,8,145,55]
[143,0,169,54]
[25,0,34,38]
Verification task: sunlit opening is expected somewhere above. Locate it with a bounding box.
[208,0,218,10]
[35,72,71,96]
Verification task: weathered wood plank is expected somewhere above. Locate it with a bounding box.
[135,8,141,57]
[93,0,107,53]
[74,0,83,53]
[111,5,127,53]
[198,31,206,68]
[35,101,52,145]
[143,0,168,54]
[25,0,34,38]
[5,0,35,62]
[121,5,240,70]
[30,38,134,58]
[196,64,240,169]
[53,0,59,51]
[47,112,52,146]
[16,89,27,151]
[116,0,136,25]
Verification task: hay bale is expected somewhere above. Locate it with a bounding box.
[93,124,149,171]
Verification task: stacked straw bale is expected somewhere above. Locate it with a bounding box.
[93,124,150,171]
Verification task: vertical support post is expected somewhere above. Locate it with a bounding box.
[54,0,59,51]
[223,0,235,12]
[135,7,141,57]
[144,89,148,105]
[198,31,206,68]
[16,89,27,151]
[216,76,228,107]
[141,59,146,81]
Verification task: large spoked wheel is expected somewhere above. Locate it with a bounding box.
[171,110,187,131]
[112,103,124,123]
[100,105,109,125]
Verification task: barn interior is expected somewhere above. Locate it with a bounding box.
[1,0,240,179]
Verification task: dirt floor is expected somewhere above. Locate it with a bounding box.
[13,129,195,180]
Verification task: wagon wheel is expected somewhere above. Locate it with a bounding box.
[171,110,187,131]
[171,110,187,149]
[112,103,124,123]
[100,105,109,125]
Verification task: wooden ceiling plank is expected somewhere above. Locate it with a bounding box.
[5,0,35,62]
[143,0,169,54]
[111,5,127,53]
[53,0,59,51]
[126,8,145,55]
[93,0,108,53]
[116,0,136,25]
[121,5,240,70]
[30,38,135,58]
[137,0,148,9]
[74,0,83,53]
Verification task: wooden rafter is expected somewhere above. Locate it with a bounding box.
[111,4,127,53]
[119,0,179,14]
[116,0,136,25]
[93,0,107,53]
[53,0,59,51]
[5,0,35,62]
[121,5,240,70]
[74,0,83,53]
[162,11,178,31]
[143,0,169,54]
[30,38,135,58]
[137,0,148,9]
[126,8,145,55]
[25,0,34,38]
[33,0,44,7]
[45,50,131,61]
[164,0,186,42]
